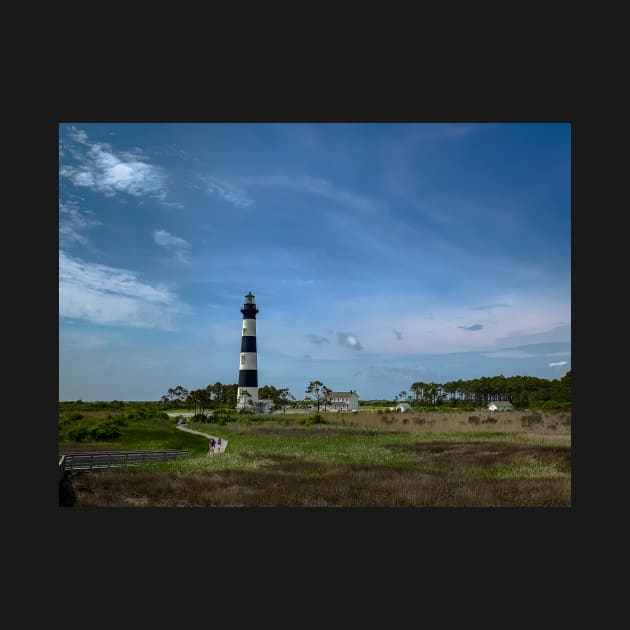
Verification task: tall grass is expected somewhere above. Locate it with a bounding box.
[60,410,571,507]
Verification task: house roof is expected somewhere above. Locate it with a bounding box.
[489,401,513,406]
[330,391,359,397]
[396,402,411,408]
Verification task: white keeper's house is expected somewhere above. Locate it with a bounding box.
[328,390,360,411]
[487,400,513,411]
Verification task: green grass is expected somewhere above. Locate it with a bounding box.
[59,417,209,455]
[142,422,559,473]
[60,416,571,506]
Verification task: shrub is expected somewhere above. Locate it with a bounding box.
[67,426,91,442]
[69,413,83,422]
[299,413,325,426]
[213,409,237,424]
[468,416,480,425]
[482,415,498,424]
[90,422,122,441]
[402,417,409,424]
[413,417,426,425]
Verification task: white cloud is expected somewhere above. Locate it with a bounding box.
[152,229,191,263]
[312,292,570,357]
[59,250,187,329]
[60,127,168,200]
[338,332,363,351]
[548,361,568,367]
[484,350,535,359]
[59,200,102,247]
[68,126,89,144]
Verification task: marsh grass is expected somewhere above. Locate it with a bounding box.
[63,418,571,507]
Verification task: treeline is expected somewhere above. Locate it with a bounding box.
[160,383,239,413]
[59,371,571,413]
[395,372,571,410]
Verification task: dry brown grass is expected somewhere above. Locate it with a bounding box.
[63,439,571,508]
[327,410,571,439]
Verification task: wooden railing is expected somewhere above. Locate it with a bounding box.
[60,449,191,472]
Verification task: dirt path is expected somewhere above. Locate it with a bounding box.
[176,424,228,454]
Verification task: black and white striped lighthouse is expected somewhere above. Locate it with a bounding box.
[237,291,259,410]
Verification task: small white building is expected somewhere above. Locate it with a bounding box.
[256,399,274,414]
[327,390,360,411]
[396,402,411,412]
[487,400,513,411]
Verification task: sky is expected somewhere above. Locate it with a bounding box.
[59,122,571,401]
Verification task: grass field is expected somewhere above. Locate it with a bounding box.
[60,409,571,507]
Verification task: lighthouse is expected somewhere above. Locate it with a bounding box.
[237,291,259,410]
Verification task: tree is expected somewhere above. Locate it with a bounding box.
[259,385,295,413]
[322,386,332,412]
[162,385,189,408]
[305,380,328,413]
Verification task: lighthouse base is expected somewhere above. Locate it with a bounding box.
[236,386,259,410]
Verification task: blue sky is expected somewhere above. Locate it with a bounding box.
[59,123,571,401]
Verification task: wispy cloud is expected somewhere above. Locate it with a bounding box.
[152,229,191,263]
[59,250,187,329]
[243,173,376,212]
[337,332,363,351]
[393,329,403,341]
[548,361,568,367]
[67,126,89,144]
[470,303,511,311]
[59,200,101,247]
[484,350,535,359]
[204,176,253,208]
[458,324,483,331]
[60,127,169,200]
[305,334,329,345]
[160,200,184,209]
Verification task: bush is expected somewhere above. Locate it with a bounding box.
[69,413,83,421]
[90,421,122,441]
[413,417,426,425]
[482,415,498,424]
[299,414,325,426]
[67,426,91,442]
[213,409,237,424]
[468,416,480,425]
